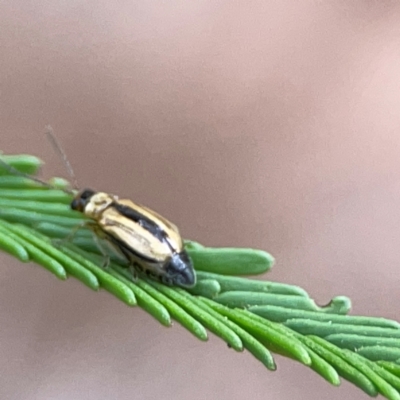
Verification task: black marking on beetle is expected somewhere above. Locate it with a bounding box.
[104,233,164,280]
[112,202,170,245]
[105,229,157,263]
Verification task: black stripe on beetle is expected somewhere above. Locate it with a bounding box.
[112,202,169,244]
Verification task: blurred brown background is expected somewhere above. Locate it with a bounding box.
[1,1,400,399]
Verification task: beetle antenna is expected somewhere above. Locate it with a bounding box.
[0,157,74,195]
[44,125,79,190]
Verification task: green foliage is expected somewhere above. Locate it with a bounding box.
[1,153,400,399]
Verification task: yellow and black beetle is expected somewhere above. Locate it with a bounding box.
[71,189,196,287]
[0,128,196,288]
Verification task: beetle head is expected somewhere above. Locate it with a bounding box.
[71,189,96,212]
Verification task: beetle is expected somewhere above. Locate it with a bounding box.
[0,127,196,288]
[71,189,196,287]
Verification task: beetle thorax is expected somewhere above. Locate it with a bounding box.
[84,192,117,220]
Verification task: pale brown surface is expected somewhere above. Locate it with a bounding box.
[1,1,400,399]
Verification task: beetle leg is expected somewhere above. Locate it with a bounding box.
[89,225,112,269]
[52,221,93,247]
[109,243,141,281]
[94,238,111,269]
[129,265,139,282]
[60,221,112,270]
